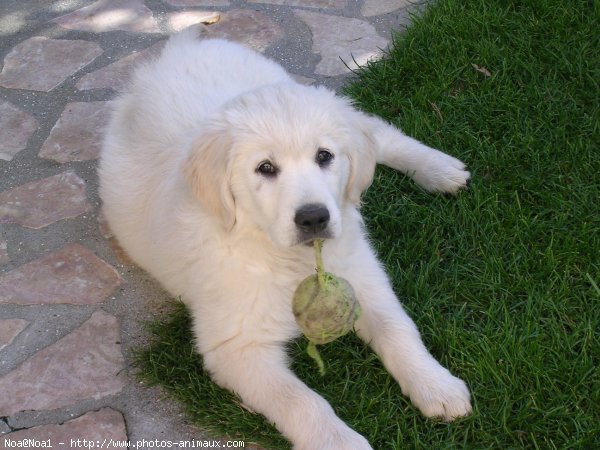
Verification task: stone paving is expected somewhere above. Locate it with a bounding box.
[0,0,422,448]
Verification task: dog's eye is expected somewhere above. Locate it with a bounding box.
[256,160,278,177]
[316,148,334,167]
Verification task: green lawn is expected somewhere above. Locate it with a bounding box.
[134,0,600,448]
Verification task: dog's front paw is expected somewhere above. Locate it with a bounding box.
[407,367,472,422]
[296,425,373,450]
[412,150,470,194]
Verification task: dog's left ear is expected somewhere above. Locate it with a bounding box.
[183,125,236,229]
[345,110,377,205]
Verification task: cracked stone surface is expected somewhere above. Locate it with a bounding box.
[0,319,29,351]
[0,172,91,229]
[0,311,126,417]
[0,243,122,306]
[1,408,127,446]
[0,100,39,162]
[77,42,165,92]
[0,37,103,92]
[294,10,389,76]
[39,102,113,163]
[53,0,161,33]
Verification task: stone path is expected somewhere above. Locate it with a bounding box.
[0,1,422,448]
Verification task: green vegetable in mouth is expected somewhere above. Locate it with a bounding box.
[292,239,361,375]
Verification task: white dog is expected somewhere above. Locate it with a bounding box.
[99,27,471,450]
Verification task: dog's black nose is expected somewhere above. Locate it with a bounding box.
[294,204,330,235]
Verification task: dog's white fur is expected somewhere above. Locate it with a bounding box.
[99,28,472,450]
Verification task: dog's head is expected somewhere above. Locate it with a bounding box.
[183,84,376,248]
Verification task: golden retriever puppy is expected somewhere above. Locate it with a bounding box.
[99,27,471,450]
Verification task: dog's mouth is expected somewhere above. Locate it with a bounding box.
[297,231,333,247]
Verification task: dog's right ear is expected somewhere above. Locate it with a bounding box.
[183,127,236,229]
[344,110,377,205]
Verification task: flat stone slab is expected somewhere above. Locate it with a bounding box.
[77,42,165,92]
[0,37,102,92]
[0,319,29,352]
[294,10,388,76]
[0,100,39,161]
[249,0,346,8]
[39,102,113,163]
[1,408,127,447]
[205,9,283,52]
[167,10,221,32]
[0,311,126,416]
[362,0,412,17]
[0,171,92,229]
[53,0,161,33]
[0,244,122,305]
[0,235,9,266]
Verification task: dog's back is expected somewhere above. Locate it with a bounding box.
[98,32,293,269]
[102,31,292,178]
